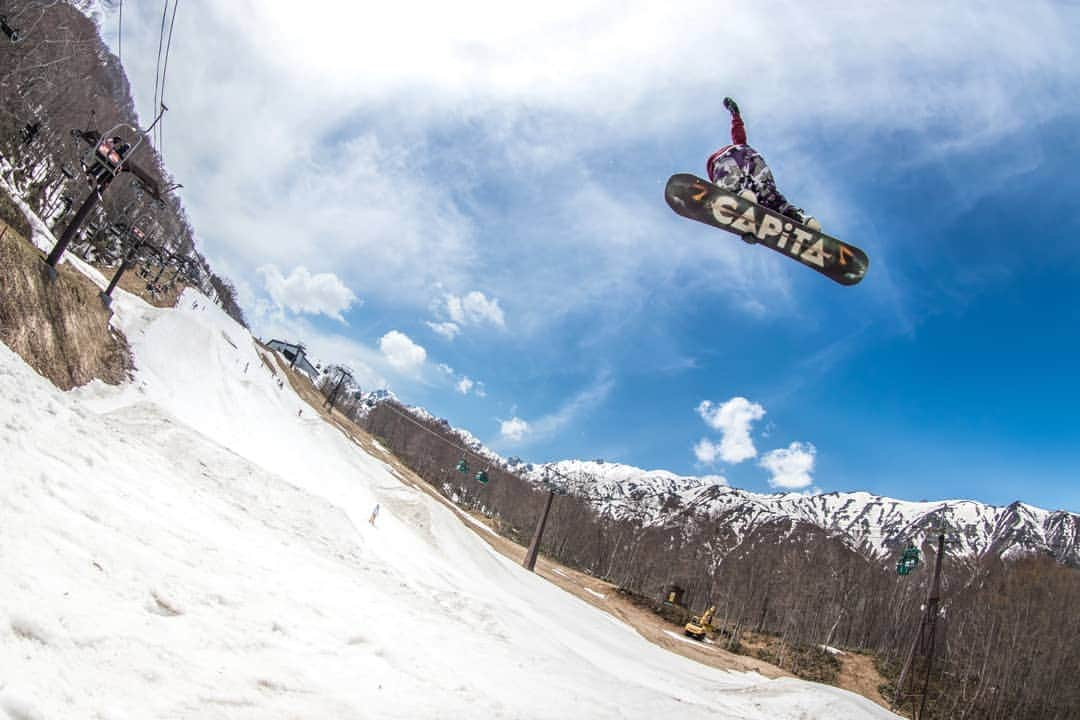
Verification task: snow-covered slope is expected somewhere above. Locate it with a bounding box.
[0,285,897,718]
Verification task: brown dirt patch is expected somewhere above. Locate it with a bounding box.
[89,259,186,309]
[0,210,133,390]
[835,650,891,709]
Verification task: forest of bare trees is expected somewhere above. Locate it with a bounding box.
[364,401,1080,720]
[0,0,246,325]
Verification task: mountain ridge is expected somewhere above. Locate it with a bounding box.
[376,401,1080,567]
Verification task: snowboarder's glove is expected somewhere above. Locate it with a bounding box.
[723,97,740,116]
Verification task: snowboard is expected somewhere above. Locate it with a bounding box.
[664,173,869,286]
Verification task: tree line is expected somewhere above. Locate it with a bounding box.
[363,401,1080,720]
[0,0,246,326]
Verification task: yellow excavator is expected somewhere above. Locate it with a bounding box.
[684,605,716,641]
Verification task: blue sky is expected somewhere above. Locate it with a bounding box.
[99,1,1080,512]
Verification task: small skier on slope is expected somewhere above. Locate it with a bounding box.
[706,97,820,231]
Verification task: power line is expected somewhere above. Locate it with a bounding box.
[152,0,168,149]
[376,402,669,507]
[379,401,496,468]
[157,0,180,158]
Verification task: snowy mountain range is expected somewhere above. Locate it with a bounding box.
[528,460,1080,566]
[381,403,1080,567]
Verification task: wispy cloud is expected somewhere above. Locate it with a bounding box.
[496,374,615,446]
[427,321,462,341]
[444,291,505,329]
[426,291,506,342]
[110,0,1080,346]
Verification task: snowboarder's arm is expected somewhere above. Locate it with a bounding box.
[730,113,746,146]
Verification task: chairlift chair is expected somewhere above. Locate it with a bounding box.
[125,216,155,257]
[455,458,469,474]
[896,543,921,576]
[81,105,167,186]
[84,125,140,183]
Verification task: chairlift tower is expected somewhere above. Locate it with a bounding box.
[101,216,155,306]
[44,111,167,275]
[892,532,948,719]
[323,367,354,412]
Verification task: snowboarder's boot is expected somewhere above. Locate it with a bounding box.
[782,205,821,231]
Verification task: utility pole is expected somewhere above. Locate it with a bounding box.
[523,488,555,572]
[893,532,947,718]
[523,470,570,573]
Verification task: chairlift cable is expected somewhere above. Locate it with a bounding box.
[380,401,492,466]
[152,0,169,149]
[157,0,180,159]
[117,0,122,64]
[378,402,670,505]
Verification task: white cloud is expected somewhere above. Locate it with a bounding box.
[500,417,530,442]
[434,364,484,396]
[759,442,817,490]
[378,331,427,374]
[695,397,766,464]
[112,3,1080,337]
[105,1,1080,417]
[444,291,506,329]
[257,265,357,322]
[693,439,722,465]
[427,321,462,341]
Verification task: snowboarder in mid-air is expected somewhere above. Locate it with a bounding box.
[706,97,820,231]
[664,97,868,285]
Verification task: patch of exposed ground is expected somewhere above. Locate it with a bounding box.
[0,199,133,390]
[836,650,891,709]
[89,259,187,309]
